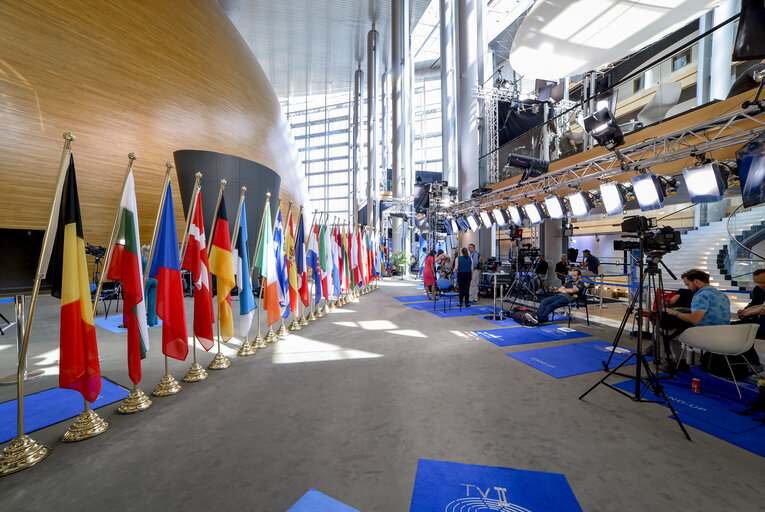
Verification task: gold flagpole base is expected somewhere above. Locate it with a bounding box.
[183,362,209,382]
[307,309,317,321]
[277,322,289,338]
[117,387,153,414]
[322,303,330,315]
[208,352,231,370]
[254,334,267,349]
[0,435,51,476]
[315,306,325,318]
[264,327,277,343]
[61,408,109,442]
[289,319,302,331]
[329,300,337,310]
[237,339,257,356]
[298,314,309,326]
[152,373,183,396]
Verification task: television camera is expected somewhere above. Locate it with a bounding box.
[613,216,681,255]
[85,243,107,258]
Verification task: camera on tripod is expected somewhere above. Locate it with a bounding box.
[613,216,681,254]
[85,243,107,258]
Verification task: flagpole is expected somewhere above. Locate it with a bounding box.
[98,154,152,414]
[265,198,283,343]
[319,213,331,316]
[314,212,327,317]
[0,133,75,475]
[277,201,294,338]
[327,217,337,310]
[230,187,256,357]
[289,204,303,331]
[296,206,310,325]
[181,178,210,382]
[207,179,226,258]
[250,191,271,349]
[306,210,319,321]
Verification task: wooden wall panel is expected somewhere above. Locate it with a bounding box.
[0,0,300,256]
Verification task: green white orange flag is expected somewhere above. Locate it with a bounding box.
[255,201,279,326]
[48,155,102,402]
[106,170,149,386]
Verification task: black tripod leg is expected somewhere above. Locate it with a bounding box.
[580,353,637,400]
[603,271,644,370]
[638,355,692,441]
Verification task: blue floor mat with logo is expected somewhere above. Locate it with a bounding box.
[287,489,359,511]
[474,326,590,347]
[507,340,639,378]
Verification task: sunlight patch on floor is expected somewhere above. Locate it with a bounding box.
[272,335,383,364]
[358,320,398,330]
[334,321,358,328]
[386,329,427,338]
[449,330,469,338]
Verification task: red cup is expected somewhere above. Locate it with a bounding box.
[691,378,700,394]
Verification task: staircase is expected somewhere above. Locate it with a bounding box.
[659,206,765,311]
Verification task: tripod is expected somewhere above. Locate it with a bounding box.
[579,246,691,440]
[504,256,539,312]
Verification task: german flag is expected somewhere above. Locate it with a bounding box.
[208,195,235,341]
[49,155,102,403]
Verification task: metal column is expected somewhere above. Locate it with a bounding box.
[439,0,458,189]
[392,0,410,254]
[353,66,364,225]
[367,27,378,228]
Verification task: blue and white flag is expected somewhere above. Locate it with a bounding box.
[274,208,290,318]
[235,198,256,337]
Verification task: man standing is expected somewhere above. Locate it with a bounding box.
[534,254,549,290]
[525,269,585,325]
[555,253,569,286]
[581,249,600,276]
[468,243,480,303]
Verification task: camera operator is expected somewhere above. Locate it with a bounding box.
[524,268,585,325]
[555,253,569,286]
[580,249,600,276]
[534,254,549,290]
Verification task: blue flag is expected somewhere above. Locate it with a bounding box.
[236,199,256,336]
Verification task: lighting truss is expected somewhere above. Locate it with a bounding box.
[445,105,765,214]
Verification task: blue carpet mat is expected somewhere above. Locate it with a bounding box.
[613,369,764,457]
[0,378,129,443]
[404,300,460,310]
[480,312,567,326]
[94,315,161,334]
[507,340,638,378]
[474,326,590,347]
[394,295,431,303]
[410,459,582,512]
[419,305,495,318]
[287,489,359,512]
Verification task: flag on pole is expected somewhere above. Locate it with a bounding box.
[295,211,309,307]
[337,227,347,293]
[106,169,150,385]
[181,188,215,351]
[149,182,189,361]
[343,227,353,290]
[351,226,360,287]
[308,222,322,304]
[286,210,299,316]
[235,198,256,336]
[49,156,102,402]
[274,208,290,318]
[255,202,280,326]
[209,195,236,341]
[319,223,329,299]
[331,225,341,296]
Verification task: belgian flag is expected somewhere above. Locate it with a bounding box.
[49,156,102,403]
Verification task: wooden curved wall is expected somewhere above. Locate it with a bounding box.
[0,0,300,251]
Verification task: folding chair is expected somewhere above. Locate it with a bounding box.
[556,288,590,327]
[435,278,459,312]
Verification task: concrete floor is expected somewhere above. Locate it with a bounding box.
[0,278,762,511]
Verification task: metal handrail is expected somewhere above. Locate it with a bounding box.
[725,204,765,267]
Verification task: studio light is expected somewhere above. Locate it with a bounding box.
[583,107,625,150]
[492,208,509,226]
[479,210,494,228]
[507,205,522,225]
[443,219,454,235]
[544,195,566,219]
[507,154,550,182]
[567,191,592,218]
[631,173,664,211]
[466,214,481,231]
[737,133,765,207]
[682,163,726,203]
[600,182,628,215]
[523,202,543,224]
[456,216,470,232]
[450,218,459,233]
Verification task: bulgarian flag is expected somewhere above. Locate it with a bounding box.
[254,201,279,326]
[149,183,188,360]
[286,210,299,315]
[209,195,236,341]
[106,169,150,385]
[49,155,102,403]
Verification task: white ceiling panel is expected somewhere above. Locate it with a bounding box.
[218,0,431,98]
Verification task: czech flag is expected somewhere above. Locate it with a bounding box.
[209,195,236,341]
[149,183,188,361]
[49,155,102,403]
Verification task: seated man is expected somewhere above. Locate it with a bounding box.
[524,268,585,325]
[735,268,765,339]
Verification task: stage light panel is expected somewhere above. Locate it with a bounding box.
[466,214,480,231]
[631,173,665,211]
[456,216,470,232]
[507,205,522,225]
[492,208,509,226]
[523,203,543,224]
[544,195,565,219]
[479,210,494,228]
[600,182,625,215]
[443,219,453,235]
[450,219,459,233]
[682,163,725,204]
[567,191,591,217]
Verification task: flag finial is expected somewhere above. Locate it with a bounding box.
[128,152,137,162]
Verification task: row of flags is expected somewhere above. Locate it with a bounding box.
[46,153,386,404]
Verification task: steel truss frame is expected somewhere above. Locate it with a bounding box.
[448,105,765,214]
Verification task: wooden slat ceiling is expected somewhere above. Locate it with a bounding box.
[218,0,431,98]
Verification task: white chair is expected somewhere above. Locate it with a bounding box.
[676,323,759,398]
